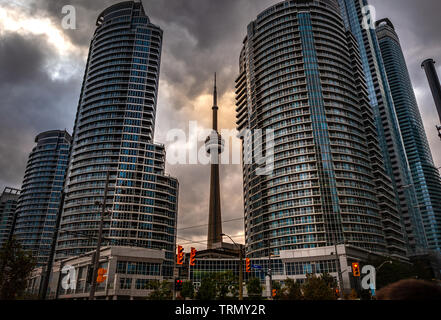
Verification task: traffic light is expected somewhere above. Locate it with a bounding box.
[177,245,184,265]
[335,288,340,298]
[190,247,197,266]
[175,279,183,291]
[352,262,361,277]
[246,258,251,273]
[272,289,277,297]
[96,268,107,284]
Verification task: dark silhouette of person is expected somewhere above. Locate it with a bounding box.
[376,279,441,300]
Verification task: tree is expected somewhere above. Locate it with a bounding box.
[193,272,239,300]
[215,271,238,300]
[196,274,217,300]
[281,278,303,300]
[0,238,36,300]
[302,274,336,300]
[246,277,263,300]
[147,280,173,300]
[181,281,194,300]
[320,272,338,290]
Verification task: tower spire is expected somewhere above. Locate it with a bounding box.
[213,72,218,108]
[212,73,219,131]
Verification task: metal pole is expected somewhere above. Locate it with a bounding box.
[238,246,243,301]
[268,241,272,300]
[221,233,243,300]
[334,241,344,298]
[39,191,65,300]
[55,261,64,300]
[89,171,110,300]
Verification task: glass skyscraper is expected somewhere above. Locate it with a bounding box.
[235,0,405,258]
[55,1,178,277]
[338,0,423,254]
[0,187,20,247]
[14,130,71,266]
[376,18,441,252]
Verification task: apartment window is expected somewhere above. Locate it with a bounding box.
[119,278,132,290]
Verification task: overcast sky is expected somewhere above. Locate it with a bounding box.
[1,0,440,250]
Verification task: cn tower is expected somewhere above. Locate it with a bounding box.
[205,74,225,249]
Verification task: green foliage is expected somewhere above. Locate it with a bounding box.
[196,274,217,300]
[320,272,338,289]
[214,271,238,300]
[302,274,336,300]
[194,272,239,300]
[246,277,263,300]
[281,278,303,300]
[147,280,173,300]
[0,238,36,300]
[181,281,194,300]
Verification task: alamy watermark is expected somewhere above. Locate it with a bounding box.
[61,5,76,30]
[361,265,376,293]
[61,265,77,290]
[362,5,377,30]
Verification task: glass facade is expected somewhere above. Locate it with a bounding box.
[0,187,20,247]
[338,0,421,256]
[116,260,161,276]
[376,19,441,251]
[189,256,338,284]
[55,1,178,278]
[14,130,71,266]
[235,0,395,258]
[190,258,285,283]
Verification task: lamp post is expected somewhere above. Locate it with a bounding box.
[377,260,393,271]
[332,241,345,298]
[89,171,110,300]
[39,190,65,300]
[221,233,243,300]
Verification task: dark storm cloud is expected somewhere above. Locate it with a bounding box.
[32,0,277,107]
[0,31,80,189]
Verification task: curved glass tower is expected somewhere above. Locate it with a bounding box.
[236,0,405,258]
[376,19,440,252]
[55,1,178,277]
[14,130,71,266]
[338,0,422,256]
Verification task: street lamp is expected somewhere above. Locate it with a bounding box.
[377,260,393,271]
[89,171,111,300]
[221,233,243,301]
[331,241,345,298]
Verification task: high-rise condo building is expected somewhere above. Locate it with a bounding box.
[338,0,421,255]
[13,130,71,266]
[235,0,406,258]
[375,19,439,251]
[0,187,20,247]
[55,1,178,277]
